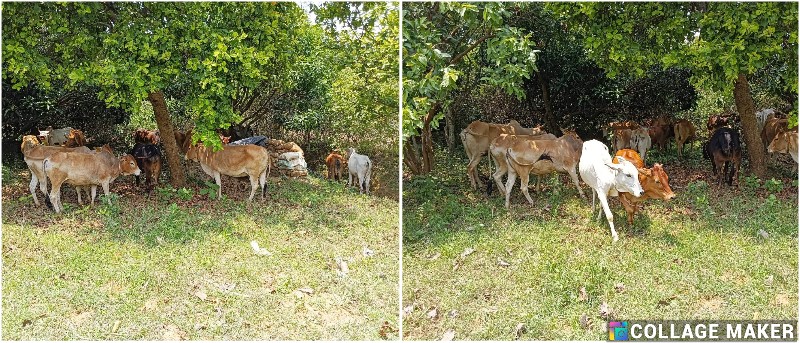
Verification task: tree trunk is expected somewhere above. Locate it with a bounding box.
[148,91,186,188]
[420,103,441,173]
[403,136,422,175]
[733,73,766,178]
[536,71,559,134]
[445,106,455,151]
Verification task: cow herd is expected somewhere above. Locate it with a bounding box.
[20,126,376,213]
[461,110,797,242]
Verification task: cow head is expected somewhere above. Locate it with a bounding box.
[605,156,643,197]
[642,164,675,201]
[119,154,142,176]
[21,135,41,155]
[768,130,797,154]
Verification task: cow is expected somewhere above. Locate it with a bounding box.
[43,145,141,213]
[646,116,673,150]
[460,120,546,190]
[578,140,643,242]
[673,119,696,158]
[347,148,372,195]
[603,121,640,138]
[20,135,92,206]
[630,127,651,163]
[218,124,254,143]
[612,128,633,152]
[64,129,87,148]
[488,133,557,195]
[174,130,187,151]
[704,127,742,186]
[325,152,347,181]
[761,117,788,150]
[707,112,739,132]
[612,149,676,225]
[502,133,586,208]
[40,126,74,146]
[184,137,271,201]
[131,143,162,191]
[768,129,799,167]
[134,128,160,145]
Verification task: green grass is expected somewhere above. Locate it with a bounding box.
[2,169,399,340]
[402,145,798,340]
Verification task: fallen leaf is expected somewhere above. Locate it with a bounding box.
[362,246,374,257]
[514,323,527,339]
[764,275,774,287]
[22,319,32,327]
[219,283,236,292]
[657,295,677,307]
[757,229,769,239]
[161,324,187,340]
[441,329,455,341]
[378,321,396,339]
[497,258,511,267]
[578,287,588,302]
[403,304,414,316]
[143,298,158,311]
[460,247,475,258]
[335,257,349,276]
[448,309,458,318]
[194,323,207,331]
[427,307,439,320]
[775,293,791,306]
[599,302,612,319]
[193,290,207,301]
[579,313,590,329]
[428,252,441,261]
[614,282,625,293]
[111,320,121,333]
[298,287,314,295]
[250,240,272,256]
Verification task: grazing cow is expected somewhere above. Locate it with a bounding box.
[131,143,162,191]
[325,152,347,181]
[704,127,742,186]
[612,128,633,152]
[347,148,373,195]
[184,139,271,201]
[673,119,696,158]
[134,128,160,145]
[43,145,141,213]
[20,135,92,206]
[64,129,87,148]
[460,120,546,190]
[768,129,799,166]
[761,117,788,149]
[502,134,586,208]
[630,127,652,163]
[487,133,558,195]
[578,140,643,242]
[612,149,676,225]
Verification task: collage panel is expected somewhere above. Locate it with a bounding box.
[401,2,798,341]
[2,2,399,340]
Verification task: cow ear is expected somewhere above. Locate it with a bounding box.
[637,168,651,176]
[605,161,624,171]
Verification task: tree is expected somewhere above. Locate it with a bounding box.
[550,2,798,178]
[3,2,306,187]
[403,2,538,174]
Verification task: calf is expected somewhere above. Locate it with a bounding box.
[43,145,141,213]
[761,117,788,149]
[131,143,162,191]
[20,135,91,206]
[488,133,557,194]
[64,129,87,148]
[704,127,742,186]
[648,123,673,151]
[768,129,798,166]
[578,140,643,242]
[612,149,675,225]
[501,134,585,208]
[185,140,271,201]
[461,120,545,190]
[347,148,373,194]
[674,119,695,158]
[325,152,347,181]
[630,127,651,163]
[42,126,74,146]
[134,128,160,145]
[612,128,633,152]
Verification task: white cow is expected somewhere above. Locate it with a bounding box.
[630,127,651,163]
[578,140,644,242]
[347,148,372,195]
[756,108,776,128]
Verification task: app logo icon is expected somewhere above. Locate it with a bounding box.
[609,321,629,341]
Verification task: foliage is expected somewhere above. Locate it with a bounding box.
[198,181,221,200]
[402,2,538,139]
[763,178,785,194]
[741,175,762,194]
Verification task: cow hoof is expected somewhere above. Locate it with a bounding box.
[612,235,619,243]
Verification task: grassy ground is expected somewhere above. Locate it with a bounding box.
[402,143,798,340]
[2,164,399,340]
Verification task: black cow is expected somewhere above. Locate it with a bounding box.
[704,127,742,186]
[131,143,162,191]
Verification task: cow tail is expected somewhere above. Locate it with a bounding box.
[362,160,371,190]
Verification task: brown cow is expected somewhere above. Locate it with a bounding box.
[20,135,92,206]
[184,139,271,201]
[612,149,676,225]
[674,119,696,158]
[64,129,87,148]
[488,133,557,194]
[43,145,141,213]
[612,128,633,152]
[503,134,587,208]
[761,117,788,150]
[325,152,347,181]
[460,120,546,190]
[603,121,639,138]
[174,130,187,151]
[134,128,160,145]
[768,129,798,167]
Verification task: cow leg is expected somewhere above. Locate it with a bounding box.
[29,173,40,206]
[504,167,517,209]
[568,168,586,199]
[596,191,619,242]
[90,185,97,205]
[102,183,112,205]
[348,171,353,188]
[259,169,267,199]
[76,187,83,205]
[215,173,223,200]
[519,170,535,206]
[247,174,258,201]
[491,157,507,195]
[50,183,62,213]
[466,154,483,190]
[364,167,372,195]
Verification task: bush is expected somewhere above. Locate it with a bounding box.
[763,178,784,194]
